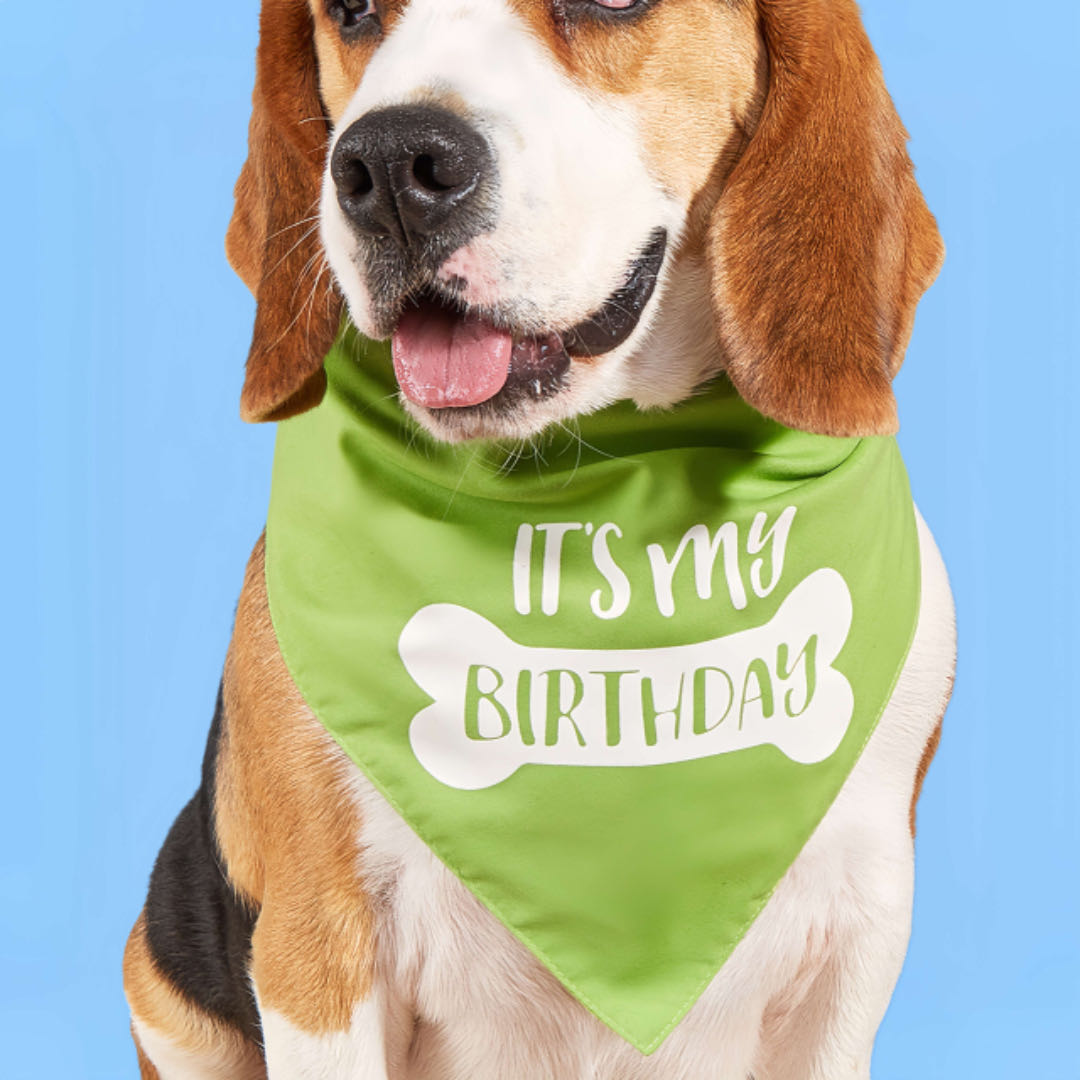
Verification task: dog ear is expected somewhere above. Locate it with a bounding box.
[226,0,343,423]
[708,0,944,436]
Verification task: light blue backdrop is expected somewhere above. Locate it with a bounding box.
[1,2,1076,1076]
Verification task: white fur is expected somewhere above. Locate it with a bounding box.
[241,512,951,1080]
[260,992,393,1080]
[132,1017,262,1080]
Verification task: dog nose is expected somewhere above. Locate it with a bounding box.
[331,105,492,247]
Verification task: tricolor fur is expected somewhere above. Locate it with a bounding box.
[125,1,955,1077]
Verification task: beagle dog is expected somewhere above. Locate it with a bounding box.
[124,0,955,1077]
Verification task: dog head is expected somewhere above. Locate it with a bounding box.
[227,0,943,440]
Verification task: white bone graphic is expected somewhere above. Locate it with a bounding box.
[400,569,854,790]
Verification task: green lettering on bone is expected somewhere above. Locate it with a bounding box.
[590,670,637,747]
[516,669,536,746]
[642,674,685,747]
[464,664,512,741]
[777,635,818,718]
[543,669,587,747]
[739,659,775,728]
[693,666,735,734]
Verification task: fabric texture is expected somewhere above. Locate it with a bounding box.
[265,324,920,1053]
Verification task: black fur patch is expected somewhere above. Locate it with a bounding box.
[144,685,263,1045]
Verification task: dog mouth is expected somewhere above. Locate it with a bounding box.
[390,228,667,413]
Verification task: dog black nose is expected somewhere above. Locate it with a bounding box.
[331,105,493,247]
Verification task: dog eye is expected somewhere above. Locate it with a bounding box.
[567,0,650,20]
[328,0,377,28]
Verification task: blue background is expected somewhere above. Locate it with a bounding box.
[2,1,1076,1075]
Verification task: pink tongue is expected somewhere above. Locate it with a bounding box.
[392,305,513,409]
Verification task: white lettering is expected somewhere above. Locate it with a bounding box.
[590,522,631,619]
[535,522,583,616]
[646,523,747,618]
[748,507,797,599]
[512,523,534,615]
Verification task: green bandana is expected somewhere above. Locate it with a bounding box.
[265,324,920,1054]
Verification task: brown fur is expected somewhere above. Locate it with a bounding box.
[123,537,379,1053]
[709,0,944,436]
[307,0,403,120]
[227,0,343,422]
[123,913,267,1078]
[541,0,767,204]
[214,537,378,1033]
[123,540,378,1054]
[910,716,945,836]
[909,656,953,834]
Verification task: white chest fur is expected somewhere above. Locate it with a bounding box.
[259,511,954,1080]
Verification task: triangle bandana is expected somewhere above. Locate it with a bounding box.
[265,325,920,1053]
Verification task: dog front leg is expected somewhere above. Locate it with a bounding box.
[258,989,401,1080]
[124,910,267,1080]
[252,904,409,1080]
[754,840,914,1080]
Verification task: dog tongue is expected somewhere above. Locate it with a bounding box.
[392,304,513,409]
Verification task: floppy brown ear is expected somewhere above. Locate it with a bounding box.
[708,0,944,436]
[226,0,343,423]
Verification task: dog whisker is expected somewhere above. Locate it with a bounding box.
[263,223,322,282]
[265,213,322,244]
[440,445,482,520]
[304,258,332,345]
